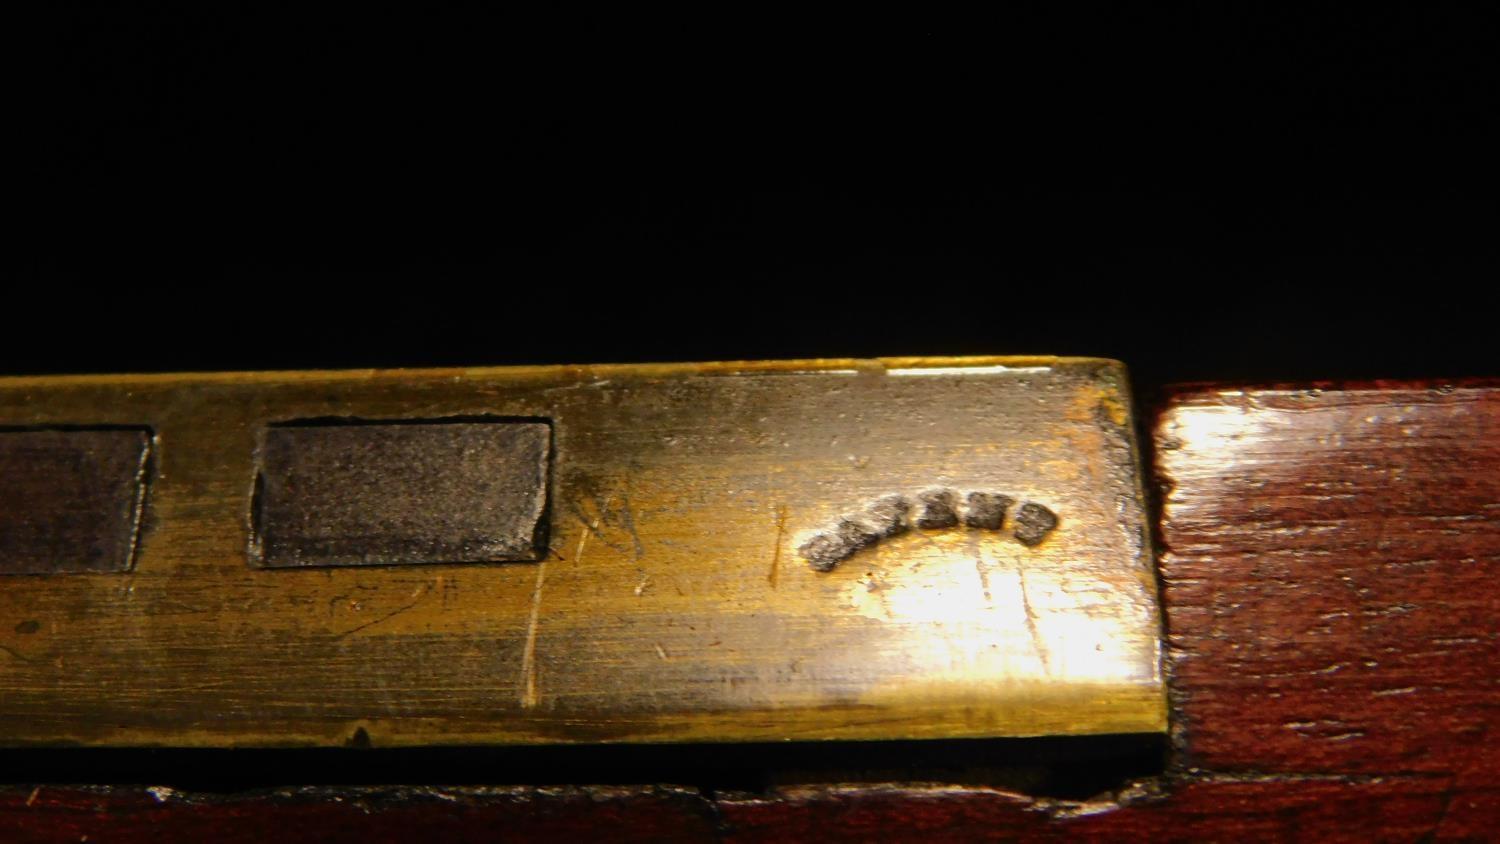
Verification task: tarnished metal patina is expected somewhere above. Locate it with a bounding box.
[0,358,1162,746]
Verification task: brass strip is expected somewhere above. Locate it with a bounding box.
[0,357,1163,746]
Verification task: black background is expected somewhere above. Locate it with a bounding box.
[6,5,1497,790]
[14,6,1498,393]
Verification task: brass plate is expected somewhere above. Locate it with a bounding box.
[0,357,1163,746]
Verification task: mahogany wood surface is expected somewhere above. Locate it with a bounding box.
[3,380,1497,841]
[1156,380,1500,841]
[0,779,1458,843]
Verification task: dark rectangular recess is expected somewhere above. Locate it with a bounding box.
[250,417,552,568]
[0,427,153,575]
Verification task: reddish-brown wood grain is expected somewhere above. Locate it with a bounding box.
[1158,381,1500,839]
[717,778,1456,842]
[3,380,1497,841]
[0,786,720,843]
[0,778,1455,844]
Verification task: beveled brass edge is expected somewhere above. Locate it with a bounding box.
[0,683,1166,749]
[0,356,1126,388]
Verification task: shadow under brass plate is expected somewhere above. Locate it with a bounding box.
[0,357,1163,747]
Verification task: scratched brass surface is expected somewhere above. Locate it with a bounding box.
[0,357,1162,747]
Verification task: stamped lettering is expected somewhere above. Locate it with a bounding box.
[799,488,1058,571]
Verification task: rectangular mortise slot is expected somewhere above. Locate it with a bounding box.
[250,417,553,568]
[0,427,153,575]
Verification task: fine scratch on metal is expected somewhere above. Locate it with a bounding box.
[521,502,605,709]
[566,495,629,554]
[968,534,992,601]
[769,504,787,588]
[333,583,432,641]
[518,558,550,710]
[1014,554,1052,676]
[617,489,646,560]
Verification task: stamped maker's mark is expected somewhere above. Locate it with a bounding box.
[798,488,1058,572]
